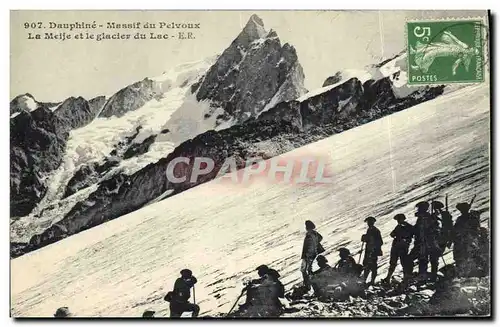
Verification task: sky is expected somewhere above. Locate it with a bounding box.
[10,10,486,102]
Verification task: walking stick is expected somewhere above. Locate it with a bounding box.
[469,194,477,208]
[358,242,365,264]
[193,285,196,305]
[226,289,246,316]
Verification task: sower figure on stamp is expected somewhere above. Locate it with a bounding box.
[361,217,383,285]
[169,269,200,318]
[383,214,414,283]
[301,220,324,291]
[413,201,442,281]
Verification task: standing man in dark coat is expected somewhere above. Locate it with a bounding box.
[431,200,453,251]
[361,217,383,285]
[170,269,200,318]
[301,220,324,290]
[452,202,471,273]
[413,201,441,281]
[383,214,414,283]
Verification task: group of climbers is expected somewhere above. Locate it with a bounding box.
[159,196,488,318]
[297,197,488,305]
[52,196,488,318]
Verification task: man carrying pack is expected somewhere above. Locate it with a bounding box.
[413,201,441,281]
[313,255,332,275]
[301,220,324,291]
[452,202,471,273]
[335,248,359,278]
[361,217,383,285]
[383,214,414,283]
[169,269,200,318]
[432,200,453,251]
[235,265,284,317]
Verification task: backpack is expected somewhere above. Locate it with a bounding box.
[354,263,364,276]
[317,242,325,254]
[164,291,174,302]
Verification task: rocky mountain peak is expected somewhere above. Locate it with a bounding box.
[236,14,267,46]
[98,78,161,118]
[192,14,307,125]
[10,93,38,115]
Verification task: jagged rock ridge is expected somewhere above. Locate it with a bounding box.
[192,14,307,124]
[98,78,163,118]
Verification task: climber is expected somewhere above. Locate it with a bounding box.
[383,214,414,283]
[301,220,325,290]
[236,265,284,317]
[313,255,332,275]
[431,200,453,250]
[452,202,472,274]
[412,201,441,281]
[142,310,156,318]
[169,269,200,318]
[335,247,359,278]
[361,217,383,285]
[53,307,72,318]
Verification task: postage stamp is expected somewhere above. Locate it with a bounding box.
[407,19,485,85]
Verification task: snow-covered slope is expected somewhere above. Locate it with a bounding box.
[11,14,308,247]
[11,83,489,317]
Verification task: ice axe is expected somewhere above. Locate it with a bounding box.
[226,288,246,317]
[358,242,365,264]
[469,194,477,208]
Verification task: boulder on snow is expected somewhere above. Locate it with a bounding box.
[310,268,364,301]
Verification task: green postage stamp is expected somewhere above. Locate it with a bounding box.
[407,19,485,85]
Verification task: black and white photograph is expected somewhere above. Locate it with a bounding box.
[9,10,491,318]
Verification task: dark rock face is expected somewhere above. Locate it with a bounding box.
[322,72,343,87]
[10,242,29,259]
[10,93,60,115]
[54,96,98,129]
[123,135,157,159]
[10,93,106,217]
[10,107,70,216]
[98,78,161,118]
[89,95,107,115]
[193,14,306,124]
[10,93,38,115]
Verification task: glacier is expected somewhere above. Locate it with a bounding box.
[10,82,489,317]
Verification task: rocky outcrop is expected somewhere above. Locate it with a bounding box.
[98,78,162,118]
[89,95,107,115]
[10,107,70,216]
[192,14,307,124]
[10,93,59,116]
[54,96,99,129]
[123,135,157,159]
[281,277,490,317]
[10,93,106,216]
[322,72,343,87]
